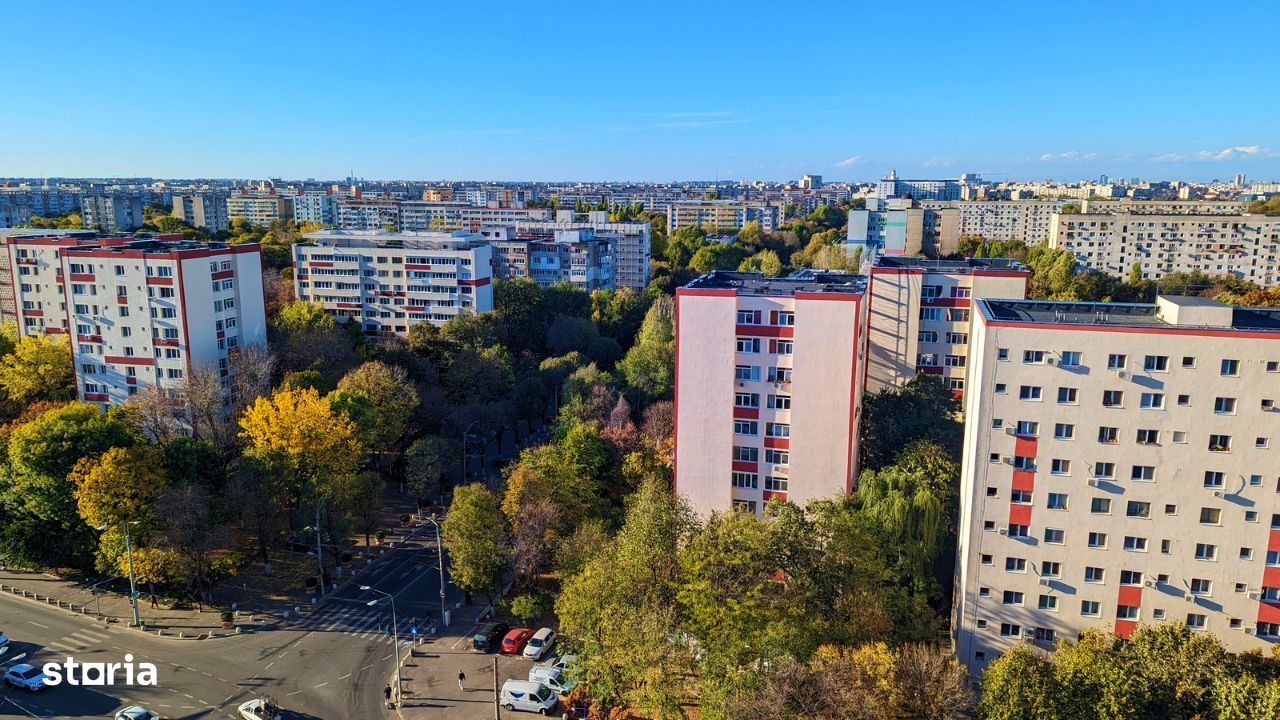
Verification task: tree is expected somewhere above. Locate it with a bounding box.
[181,362,235,453]
[856,440,954,584]
[404,436,459,503]
[511,501,560,589]
[977,645,1057,720]
[71,445,168,532]
[895,643,973,719]
[689,242,747,273]
[273,300,335,334]
[335,361,420,453]
[121,385,185,443]
[617,296,674,400]
[0,333,75,404]
[739,249,783,276]
[546,315,599,355]
[493,278,545,350]
[441,483,507,599]
[341,470,384,548]
[152,482,231,603]
[859,374,962,470]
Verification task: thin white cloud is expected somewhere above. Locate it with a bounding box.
[1153,145,1272,162]
[1038,150,1098,162]
[835,155,865,168]
[924,157,956,167]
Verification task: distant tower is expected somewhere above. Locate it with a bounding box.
[1236,173,1247,187]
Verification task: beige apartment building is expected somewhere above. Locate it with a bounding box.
[954,296,1280,673]
[227,192,293,226]
[666,201,780,232]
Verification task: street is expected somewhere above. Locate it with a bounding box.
[0,523,462,719]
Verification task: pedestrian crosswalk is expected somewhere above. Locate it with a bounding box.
[44,626,112,656]
[302,602,425,641]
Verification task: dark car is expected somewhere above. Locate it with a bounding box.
[472,622,510,652]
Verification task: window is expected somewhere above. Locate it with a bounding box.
[920,308,942,321]
[1023,350,1045,364]
[1102,390,1124,407]
[1012,455,1036,471]
[1214,397,1237,415]
[1019,385,1042,401]
[1172,431,1187,443]
[1016,420,1039,436]
[736,310,760,325]
[1039,595,1058,610]
[767,366,791,382]
[1098,426,1118,444]
[1241,547,1254,560]
[1091,497,1112,514]
[1047,492,1069,510]
[946,331,968,344]
[773,340,794,355]
[921,285,942,300]
[1061,351,1081,367]
[1269,361,1280,373]
[1200,507,1221,525]
[1120,570,1143,585]
[1005,557,1027,572]
[764,476,787,492]
[1008,524,1029,538]
[1051,459,1070,475]
[1081,600,1101,616]
[1124,536,1148,552]
[918,330,938,343]
[999,623,1021,637]
[735,365,760,381]
[1131,465,1155,481]
[1117,606,1140,620]
[1264,399,1276,411]
[1088,532,1108,548]
[765,422,789,438]
[731,500,757,514]
[1002,591,1024,605]
[764,449,789,465]
[1010,490,1031,505]
[1195,543,1217,561]
[1095,462,1115,479]
[767,394,790,410]
[1107,353,1128,370]
[731,472,758,489]
[1044,528,1065,544]
[1084,566,1105,583]
[995,383,1007,394]
[1177,394,1191,406]
[1259,438,1270,449]
[1042,561,1061,577]
[1208,434,1232,452]
[1186,614,1206,629]
[1057,387,1078,404]
[981,554,993,565]
[1143,355,1168,372]
[1054,423,1075,440]
[1262,623,1280,638]
[1136,429,1160,445]
[1140,392,1165,409]
[997,348,1009,361]
[1182,356,1197,368]
[775,311,794,326]
[944,355,965,368]
[947,308,968,322]
[992,418,1005,429]
[732,446,759,462]
[734,420,758,435]
[1204,471,1225,488]
[1126,501,1151,518]
[1221,359,1240,377]
[736,338,760,353]
[735,393,760,408]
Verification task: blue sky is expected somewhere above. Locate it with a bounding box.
[2,1,1276,182]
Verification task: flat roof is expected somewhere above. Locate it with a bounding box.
[683,269,866,296]
[301,229,486,250]
[873,256,1027,273]
[979,298,1280,332]
[65,238,232,254]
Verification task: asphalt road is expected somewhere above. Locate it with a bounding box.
[0,526,460,720]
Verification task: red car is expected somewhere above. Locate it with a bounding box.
[500,627,532,654]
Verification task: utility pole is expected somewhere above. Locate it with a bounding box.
[315,499,325,595]
[123,524,141,628]
[493,656,500,720]
[428,514,447,625]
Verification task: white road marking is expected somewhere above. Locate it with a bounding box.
[25,621,48,629]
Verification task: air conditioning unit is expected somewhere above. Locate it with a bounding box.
[737,381,746,388]
[1004,427,1017,436]
[1002,456,1015,465]
[1022,628,1037,638]
[1038,578,1050,587]
[1046,357,1058,366]
[1087,478,1101,487]
[1117,370,1130,380]
[998,528,1008,536]
[1246,625,1258,635]
[1184,594,1195,603]
[1213,490,1224,498]
[1144,580,1156,588]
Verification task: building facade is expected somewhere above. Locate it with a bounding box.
[1048,212,1280,286]
[515,212,651,291]
[875,170,964,201]
[81,194,145,231]
[482,226,616,291]
[0,228,98,325]
[666,201,780,232]
[171,193,230,232]
[865,257,1029,397]
[227,192,293,226]
[674,270,869,517]
[292,190,338,225]
[293,229,494,338]
[953,296,1280,673]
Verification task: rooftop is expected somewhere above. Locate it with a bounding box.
[682,269,867,296]
[65,237,231,254]
[873,256,1028,274]
[979,297,1280,333]
[302,229,486,250]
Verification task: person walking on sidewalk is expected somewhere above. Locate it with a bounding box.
[457,671,466,691]
[384,683,393,709]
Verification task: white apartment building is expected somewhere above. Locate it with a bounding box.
[294,229,494,339]
[954,296,1280,674]
[227,192,293,226]
[396,202,552,232]
[0,198,30,228]
[919,200,1065,245]
[875,170,964,201]
[519,212,651,291]
[291,190,338,225]
[171,193,229,232]
[81,194,145,231]
[674,270,869,517]
[1048,212,1280,286]
[336,198,400,230]
[866,257,1028,398]
[666,201,780,232]
[481,226,616,292]
[7,234,267,406]
[0,228,99,326]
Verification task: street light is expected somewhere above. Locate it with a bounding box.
[97,522,141,629]
[424,514,448,626]
[461,420,480,486]
[360,585,400,707]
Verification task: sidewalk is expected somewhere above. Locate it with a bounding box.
[388,601,505,719]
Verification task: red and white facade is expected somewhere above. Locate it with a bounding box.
[6,234,267,406]
[674,270,869,516]
[954,295,1280,673]
[293,229,494,339]
[866,257,1029,398]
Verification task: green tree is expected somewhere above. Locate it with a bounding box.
[0,333,75,404]
[273,300,335,333]
[617,296,675,400]
[441,483,507,598]
[404,436,459,503]
[689,242,747,273]
[334,361,420,453]
[977,645,1058,720]
[739,249,783,276]
[493,278,545,350]
[859,375,962,470]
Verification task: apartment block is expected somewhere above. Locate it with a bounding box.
[1048,212,1280,286]
[666,201,780,232]
[953,296,1280,673]
[396,202,552,232]
[865,257,1028,397]
[227,191,293,226]
[81,194,145,231]
[875,170,964,201]
[0,228,98,325]
[0,197,30,228]
[7,234,266,406]
[674,270,869,516]
[919,200,1064,245]
[336,198,400,230]
[481,226,616,291]
[171,193,230,232]
[517,212,651,291]
[0,188,81,217]
[293,229,494,338]
[292,190,338,225]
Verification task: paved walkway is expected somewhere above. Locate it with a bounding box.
[387,601,514,719]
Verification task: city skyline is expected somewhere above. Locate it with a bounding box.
[1,1,1276,182]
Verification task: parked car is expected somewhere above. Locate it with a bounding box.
[501,627,533,655]
[3,663,50,691]
[537,654,577,673]
[115,707,162,720]
[237,697,282,720]
[472,622,511,652]
[0,630,9,648]
[499,679,558,715]
[523,627,557,660]
[528,664,577,696]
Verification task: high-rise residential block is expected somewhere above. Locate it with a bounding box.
[514,212,650,290]
[293,229,494,339]
[292,190,338,225]
[227,191,293,226]
[865,257,1028,398]
[674,270,869,516]
[0,228,98,326]
[481,226,616,291]
[953,296,1280,673]
[666,201,780,232]
[81,194,145,231]
[171,193,230,232]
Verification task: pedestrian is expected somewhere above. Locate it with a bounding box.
[149,593,159,609]
[384,683,393,709]
[457,670,466,691]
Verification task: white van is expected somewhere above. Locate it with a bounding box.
[528,664,577,696]
[500,680,559,715]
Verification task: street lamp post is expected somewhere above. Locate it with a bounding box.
[361,586,400,707]
[461,420,479,486]
[425,514,448,625]
[98,522,142,628]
